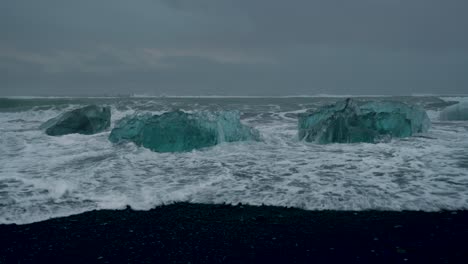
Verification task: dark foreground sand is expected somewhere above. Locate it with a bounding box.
[1,203,467,263]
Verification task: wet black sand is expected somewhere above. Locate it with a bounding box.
[1,203,467,263]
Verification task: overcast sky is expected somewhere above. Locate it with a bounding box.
[1,0,467,96]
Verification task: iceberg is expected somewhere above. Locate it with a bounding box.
[298,99,430,144]
[41,105,111,136]
[109,111,260,152]
[360,101,431,134]
[440,102,468,121]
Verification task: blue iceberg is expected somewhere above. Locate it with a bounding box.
[298,99,430,144]
[360,101,431,134]
[109,111,260,152]
[440,102,468,121]
[41,105,111,136]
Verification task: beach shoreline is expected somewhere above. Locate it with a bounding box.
[1,202,467,263]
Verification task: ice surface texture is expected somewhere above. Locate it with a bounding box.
[41,105,111,136]
[440,102,468,121]
[298,99,430,143]
[109,110,260,152]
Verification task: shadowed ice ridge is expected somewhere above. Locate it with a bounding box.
[298,99,430,143]
[440,102,468,121]
[40,105,111,136]
[109,110,260,152]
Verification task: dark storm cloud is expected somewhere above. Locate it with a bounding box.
[161,0,468,52]
[1,0,467,95]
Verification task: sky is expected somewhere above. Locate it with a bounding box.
[1,0,467,96]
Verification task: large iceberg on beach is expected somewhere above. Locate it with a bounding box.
[440,102,468,121]
[109,111,260,152]
[298,99,430,144]
[41,105,111,136]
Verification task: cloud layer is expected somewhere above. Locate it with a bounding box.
[1,0,467,95]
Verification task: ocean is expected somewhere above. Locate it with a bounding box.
[1,96,467,225]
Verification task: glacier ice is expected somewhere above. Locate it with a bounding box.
[298,99,430,144]
[109,110,260,152]
[41,105,111,136]
[360,101,431,134]
[440,102,468,121]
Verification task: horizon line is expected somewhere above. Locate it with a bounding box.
[2,94,468,99]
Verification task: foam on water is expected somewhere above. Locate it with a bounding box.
[1,97,468,224]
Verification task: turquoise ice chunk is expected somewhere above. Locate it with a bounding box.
[440,102,468,121]
[41,105,111,136]
[298,99,430,144]
[109,110,260,152]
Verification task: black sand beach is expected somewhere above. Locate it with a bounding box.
[1,203,467,263]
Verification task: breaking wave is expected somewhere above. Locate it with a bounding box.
[1,96,467,224]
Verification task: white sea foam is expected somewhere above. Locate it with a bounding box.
[130,94,396,99]
[1,98,468,224]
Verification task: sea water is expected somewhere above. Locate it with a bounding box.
[1,96,467,224]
